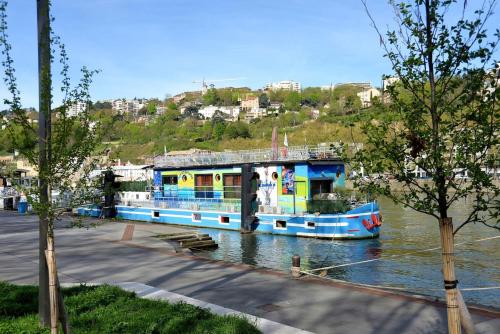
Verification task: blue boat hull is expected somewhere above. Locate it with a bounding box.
[78,202,381,239]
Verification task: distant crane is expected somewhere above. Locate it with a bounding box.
[192,77,246,94]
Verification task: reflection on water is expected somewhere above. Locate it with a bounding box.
[196,197,499,308]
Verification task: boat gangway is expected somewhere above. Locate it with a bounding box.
[154,144,343,168]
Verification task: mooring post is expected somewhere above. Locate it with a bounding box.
[291,255,301,278]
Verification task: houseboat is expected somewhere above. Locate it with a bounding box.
[80,145,381,239]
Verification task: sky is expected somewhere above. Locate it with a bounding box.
[0,0,498,109]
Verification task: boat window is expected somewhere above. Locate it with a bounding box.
[219,216,230,224]
[195,174,214,199]
[310,180,333,198]
[223,174,241,199]
[162,175,178,185]
[306,221,315,228]
[153,211,160,218]
[162,175,178,197]
[275,220,287,229]
[192,213,201,221]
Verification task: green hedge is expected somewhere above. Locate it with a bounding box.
[306,199,351,214]
[118,181,148,192]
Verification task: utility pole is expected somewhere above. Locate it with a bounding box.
[37,0,51,326]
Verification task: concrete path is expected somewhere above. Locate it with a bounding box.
[0,211,498,334]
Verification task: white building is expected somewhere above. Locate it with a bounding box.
[111,98,147,115]
[240,96,259,111]
[172,93,186,104]
[357,88,381,108]
[244,107,267,121]
[264,80,301,92]
[156,105,166,115]
[89,162,153,182]
[382,76,400,91]
[198,105,240,120]
[111,99,127,114]
[67,101,87,117]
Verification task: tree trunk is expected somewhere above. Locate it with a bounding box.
[45,235,58,334]
[439,217,461,334]
[36,0,52,326]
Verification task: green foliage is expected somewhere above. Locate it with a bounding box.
[146,102,157,115]
[212,120,226,141]
[0,282,260,334]
[350,0,499,232]
[118,181,147,192]
[283,91,301,111]
[166,101,177,110]
[203,88,219,106]
[0,282,38,317]
[91,101,112,110]
[224,121,250,139]
[258,93,269,108]
[1,0,102,220]
[301,87,327,107]
[306,199,350,214]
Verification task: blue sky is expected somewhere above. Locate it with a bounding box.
[1,0,498,108]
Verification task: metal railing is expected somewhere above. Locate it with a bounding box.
[154,144,342,168]
[120,196,241,212]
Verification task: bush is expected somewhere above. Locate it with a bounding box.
[118,181,147,192]
[306,199,350,214]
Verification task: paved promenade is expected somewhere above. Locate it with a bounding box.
[0,210,498,333]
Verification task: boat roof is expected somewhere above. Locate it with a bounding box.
[153,144,343,170]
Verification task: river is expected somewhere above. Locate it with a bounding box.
[194,197,499,308]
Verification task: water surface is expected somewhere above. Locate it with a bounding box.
[195,197,499,308]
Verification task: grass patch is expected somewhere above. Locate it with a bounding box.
[0,282,260,334]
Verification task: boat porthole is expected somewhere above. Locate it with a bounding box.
[272,172,278,180]
[215,174,221,182]
[182,175,187,182]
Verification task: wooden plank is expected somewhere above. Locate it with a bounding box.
[178,237,212,246]
[180,240,216,248]
[155,232,197,238]
[160,234,209,241]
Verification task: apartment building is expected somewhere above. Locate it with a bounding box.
[111,98,147,115]
[198,105,240,120]
[264,80,301,92]
[67,101,87,117]
[240,96,259,111]
[357,87,381,108]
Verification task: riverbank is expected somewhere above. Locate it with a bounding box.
[345,179,500,192]
[0,211,498,333]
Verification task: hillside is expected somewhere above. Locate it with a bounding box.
[92,104,386,163]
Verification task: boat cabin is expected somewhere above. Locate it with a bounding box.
[153,160,345,215]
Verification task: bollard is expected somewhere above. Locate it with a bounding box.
[291,255,301,278]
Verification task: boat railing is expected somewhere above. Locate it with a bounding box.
[159,196,241,212]
[154,143,342,168]
[120,196,241,213]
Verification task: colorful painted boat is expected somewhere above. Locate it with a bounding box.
[79,145,381,239]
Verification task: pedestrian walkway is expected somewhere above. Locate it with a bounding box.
[0,211,498,334]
